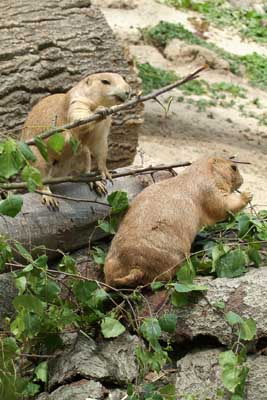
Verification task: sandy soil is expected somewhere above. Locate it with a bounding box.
[93,0,267,208]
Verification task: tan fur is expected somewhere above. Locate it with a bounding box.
[104,156,253,288]
[21,73,131,207]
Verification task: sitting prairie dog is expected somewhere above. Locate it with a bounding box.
[104,156,253,288]
[21,72,131,208]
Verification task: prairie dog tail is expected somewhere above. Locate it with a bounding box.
[104,258,144,288]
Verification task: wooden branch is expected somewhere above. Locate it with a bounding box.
[0,162,191,190]
[25,65,207,146]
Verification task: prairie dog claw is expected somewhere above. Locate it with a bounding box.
[41,187,59,210]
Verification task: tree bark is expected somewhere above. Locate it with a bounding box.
[0,0,143,168]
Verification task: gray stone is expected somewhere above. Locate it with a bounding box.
[36,379,104,400]
[48,332,140,390]
[0,273,17,330]
[175,348,267,400]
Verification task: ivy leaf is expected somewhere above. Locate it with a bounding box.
[34,137,48,161]
[72,280,98,304]
[237,214,251,237]
[101,317,126,338]
[38,280,61,302]
[140,318,161,343]
[13,295,44,315]
[98,220,116,234]
[34,361,48,383]
[0,139,24,179]
[171,291,191,308]
[59,255,77,274]
[174,283,208,292]
[214,300,225,310]
[108,191,129,214]
[239,318,256,341]
[150,281,164,291]
[216,249,247,278]
[15,276,27,295]
[47,133,65,154]
[14,242,33,262]
[247,245,261,267]
[158,313,177,333]
[17,141,36,162]
[211,243,229,272]
[0,195,23,217]
[159,384,176,400]
[92,246,106,265]
[176,259,195,284]
[225,311,244,326]
[21,165,42,192]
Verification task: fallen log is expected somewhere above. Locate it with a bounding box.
[1,169,174,261]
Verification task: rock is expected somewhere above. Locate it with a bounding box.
[0,273,17,330]
[145,268,267,346]
[175,348,267,400]
[228,0,264,11]
[129,45,172,70]
[91,0,137,9]
[48,332,141,390]
[36,379,104,400]
[164,40,230,72]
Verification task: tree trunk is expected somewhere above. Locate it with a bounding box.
[0,0,143,168]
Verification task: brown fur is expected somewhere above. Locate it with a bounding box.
[104,156,252,288]
[21,72,131,207]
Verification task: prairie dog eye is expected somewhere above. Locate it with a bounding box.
[101,79,111,85]
[231,164,237,172]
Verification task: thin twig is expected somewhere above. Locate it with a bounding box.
[34,190,111,206]
[0,161,191,190]
[25,65,208,146]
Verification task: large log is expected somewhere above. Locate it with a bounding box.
[0,175,145,261]
[0,0,143,168]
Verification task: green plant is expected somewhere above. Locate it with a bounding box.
[138,63,178,94]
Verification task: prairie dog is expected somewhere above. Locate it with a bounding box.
[104,157,252,288]
[21,72,131,208]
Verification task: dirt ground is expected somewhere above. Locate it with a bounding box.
[93,0,267,208]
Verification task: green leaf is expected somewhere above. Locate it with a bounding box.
[237,214,251,237]
[101,317,126,338]
[174,283,208,292]
[59,255,77,274]
[158,313,177,333]
[171,291,191,308]
[247,245,261,267]
[0,195,23,217]
[140,318,161,342]
[212,243,229,272]
[92,246,106,265]
[35,254,48,269]
[69,137,80,154]
[13,294,44,315]
[34,137,48,161]
[219,350,238,369]
[72,280,98,304]
[240,318,256,341]
[15,276,27,295]
[34,361,48,383]
[216,249,247,278]
[14,242,33,262]
[225,311,244,326]
[159,384,176,400]
[38,280,61,302]
[176,258,196,284]
[22,382,40,397]
[107,191,129,214]
[17,141,36,162]
[98,219,116,234]
[47,133,65,154]
[150,281,164,291]
[21,165,42,192]
[0,139,24,179]
[214,300,225,310]
[221,366,241,393]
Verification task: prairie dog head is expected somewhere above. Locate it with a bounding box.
[210,157,243,191]
[72,72,131,108]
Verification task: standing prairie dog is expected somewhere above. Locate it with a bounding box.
[104,156,253,288]
[21,72,131,208]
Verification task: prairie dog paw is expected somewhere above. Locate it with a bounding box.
[42,194,59,211]
[241,191,253,204]
[95,106,109,118]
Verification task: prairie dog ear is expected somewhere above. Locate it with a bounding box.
[86,76,93,86]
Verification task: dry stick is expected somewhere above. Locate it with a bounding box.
[25,65,207,146]
[0,161,191,190]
